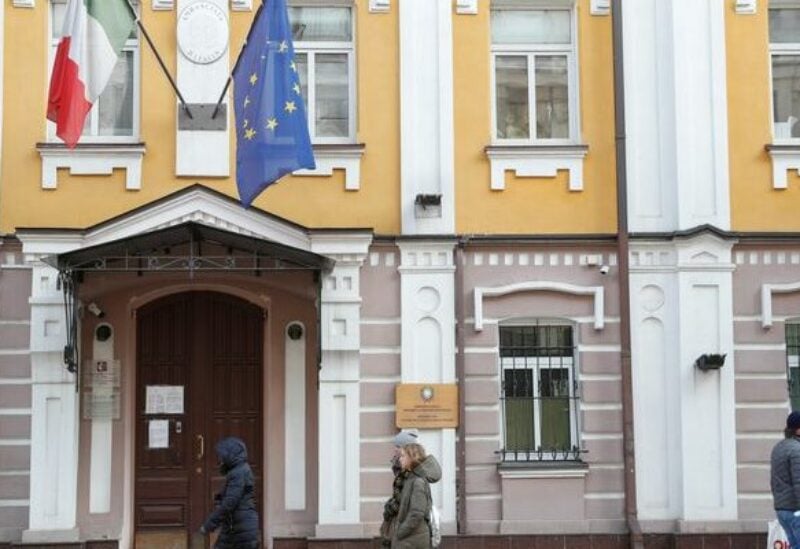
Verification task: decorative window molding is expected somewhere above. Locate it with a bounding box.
[735,0,757,14]
[485,145,588,191]
[498,462,588,478]
[590,0,610,16]
[474,280,605,331]
[761,280,800,328]
[36,143,146,191]
[456,0,478,15]
[369,0,390,13]
[294,144,365,191]
[231,0,252,10]
[152,0,174,9]
[766,145,800,189]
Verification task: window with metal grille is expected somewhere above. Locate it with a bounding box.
[788,323,800,410]
[499,324,582,462]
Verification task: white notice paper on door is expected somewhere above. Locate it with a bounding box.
[148,419,169,449]
[163,386,184,414]
[146,386,184,414]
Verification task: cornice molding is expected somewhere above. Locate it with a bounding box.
[474,281,605,331]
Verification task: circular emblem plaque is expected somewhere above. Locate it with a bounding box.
[177,1,229,65]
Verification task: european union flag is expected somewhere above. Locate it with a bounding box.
[233,0,315,207]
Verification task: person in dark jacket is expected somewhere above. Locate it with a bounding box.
[771,411,800,548]
[200,437,260,549]
[391,443,441,549]
[380,430,420,546]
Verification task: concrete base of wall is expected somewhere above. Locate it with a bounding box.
[274,533,767,549]
[0,533,768,549]
[0,542,116,549]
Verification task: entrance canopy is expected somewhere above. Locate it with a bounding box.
[42,221,335,274]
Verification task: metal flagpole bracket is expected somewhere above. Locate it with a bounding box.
[178,104,228,131]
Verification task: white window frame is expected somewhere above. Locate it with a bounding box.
[497,319,580,462]
[787,320,800,406]
[489,5,580,146]
[291,4,357,145]
[769,2,800,144]
[47,0,141,144]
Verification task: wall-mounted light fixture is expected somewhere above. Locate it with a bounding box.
[414,193,443,219]
[695,353,727,372]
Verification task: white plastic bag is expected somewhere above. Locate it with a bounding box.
[769,519,791,549]
[428,504,441,548]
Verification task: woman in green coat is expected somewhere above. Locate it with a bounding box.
[391,443,441,549]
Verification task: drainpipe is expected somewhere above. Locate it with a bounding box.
[611,1,643,548]
[455,237,468,534]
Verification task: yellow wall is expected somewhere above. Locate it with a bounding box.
[726,1,800,231]
[0,2,401,233]
[8,1,800,236]
[454,0,617,234]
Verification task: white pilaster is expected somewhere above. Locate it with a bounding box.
[18,251,82,542]
[624,0,731,232]
[399,0,455,234]
[89,326,114,514]
[284,322,306,511]
[176,0,231,176]
[398,241,457,532]
[310,234,372,537]
[630,234,737,524]
[630,244,682,521]
[675,236,737,521]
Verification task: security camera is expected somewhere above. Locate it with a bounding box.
[87,302,105,318]
[599,265,610,275]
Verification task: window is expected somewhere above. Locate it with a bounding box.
[769,7,800,140]
[290,6,355,143]
[490,7,578,143]
[49,1,140,142]
[788,322,800,410]
[499,323,581,462]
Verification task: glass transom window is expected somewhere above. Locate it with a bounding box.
[49,0,139,142]
[499,324,581,462]
[290,6,355,143]
[788,323,800,410]
[491,8,578,143]
[769,7,800,140]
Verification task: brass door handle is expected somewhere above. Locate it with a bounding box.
[196,434,204,461]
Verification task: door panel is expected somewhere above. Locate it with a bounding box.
[135,292,264,538]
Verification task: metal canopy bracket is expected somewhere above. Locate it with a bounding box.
[178,104,228,131]
[57,270,80,379]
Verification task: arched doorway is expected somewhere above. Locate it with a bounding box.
[134,291,264,546]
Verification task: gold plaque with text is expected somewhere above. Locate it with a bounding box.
[395,384,459,428]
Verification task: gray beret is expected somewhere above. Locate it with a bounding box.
[393,429,419,447]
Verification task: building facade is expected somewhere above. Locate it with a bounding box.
[0,0,797,547]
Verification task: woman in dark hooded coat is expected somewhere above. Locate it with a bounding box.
[200,437,260,549]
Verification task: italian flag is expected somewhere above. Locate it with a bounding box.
[47,0,136,148]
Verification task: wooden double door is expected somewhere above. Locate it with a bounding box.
[135,292,264,541]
